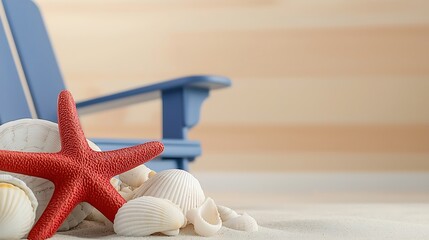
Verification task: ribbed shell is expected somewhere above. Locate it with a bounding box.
[0,119,96,231]
[0,175,37,239]
[133,169,205,217]
[114,196,185,237]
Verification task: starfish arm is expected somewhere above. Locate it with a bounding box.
[100,141,164,176]
[57,90,92,155]
[0,151,58,178]
[86,182,126,223]
[28,181,84,240]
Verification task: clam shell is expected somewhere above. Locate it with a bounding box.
[186,197,222,237]
[113,196,186,237]
[0,119,97,231]
[133,169,205,217]
[0,174,37,239]
[119,164,154,189]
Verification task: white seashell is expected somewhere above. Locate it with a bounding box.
[111,177,136,201]
[0,174,38,239]
[223,213,258,232]
[110,177,121,191]
[120,185,133,193]
[114,196,186,237]
[217,205,258,232]
[186,197,222,237]
[118,190,134,202]
[59,202,94,231]
[133,169,205,217]
[217,205,239,221]
[119,164,154,189]
[0,119,97,231]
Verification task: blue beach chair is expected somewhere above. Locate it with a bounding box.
[0,0,231,171]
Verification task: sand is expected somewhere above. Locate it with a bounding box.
[52,204,429,240]
[51,172,429,239]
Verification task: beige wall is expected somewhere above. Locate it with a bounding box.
[36,0,429,171]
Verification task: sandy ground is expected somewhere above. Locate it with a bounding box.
[53,204,429,240]
[51,172,429,239]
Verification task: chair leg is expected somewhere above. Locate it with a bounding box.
[161,87,209,171]
[176,158,189,171]
[162,87,209,139]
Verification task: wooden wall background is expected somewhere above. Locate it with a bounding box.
[36,0,429,172]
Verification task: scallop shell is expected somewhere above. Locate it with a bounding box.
[186,197,222,237]
[114,196,186,237]
[119,164,155,189]
[0,119,97,231]
[0,174,38,239]
[133,169,205,217]
[217,205,258,232]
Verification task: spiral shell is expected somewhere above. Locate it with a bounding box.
[133,169,205,217]
[0,174,38,239]
[0,119,96,231]
[217,205,258,232]
[186,198,222,237]
[114,196,186,236]
[217,205,239,221]
[223,213,258,232]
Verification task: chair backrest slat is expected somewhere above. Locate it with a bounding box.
[0,7,32,124]
[2,0,66,122]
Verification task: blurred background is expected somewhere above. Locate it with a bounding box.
[36,0,429,173]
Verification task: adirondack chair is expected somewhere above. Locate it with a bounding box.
[0,0,231,171]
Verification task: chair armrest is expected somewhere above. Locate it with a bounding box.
[90,138,201,159]
[76,75,231,139]
[76,75,230,114]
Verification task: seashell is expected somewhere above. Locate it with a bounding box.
[59,202,94,231]
[0,174,38,239]
[217,205,239,221]
[0,119,97,231]
[118,181,135,201]
[133,169,205,217]
[114,196,186,237]
[110,177,121,191]
[223,213,258,232]
[118,190,134,202]
[186,197,222,237]
[120,185,133,193]
[111,177,136,201]
[119,164,155,189]
[217,205,258,232]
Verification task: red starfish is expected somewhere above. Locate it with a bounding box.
[0,90,164,240]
